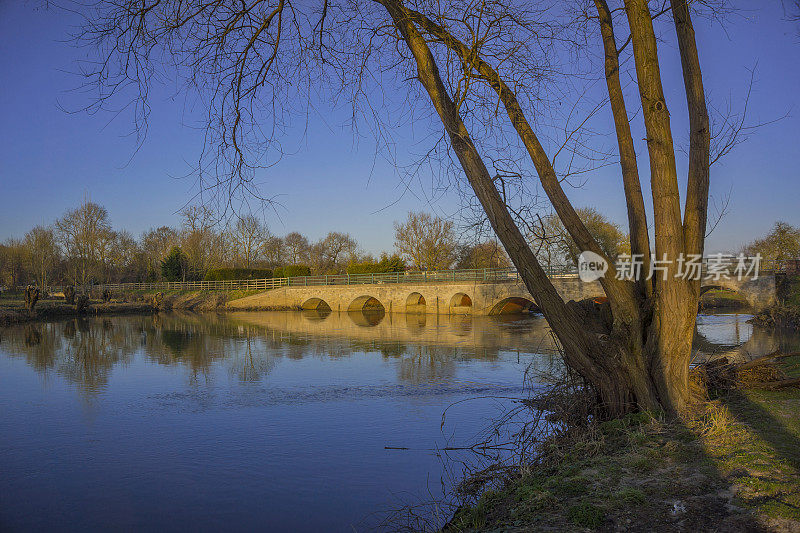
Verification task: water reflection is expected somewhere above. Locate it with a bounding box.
[2,311,797,532]
[4,312,798,399]
[694,313,800,362]
[0,312,567,399]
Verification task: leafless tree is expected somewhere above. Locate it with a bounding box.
[141,226,180,279]
[454,240,510,270]
[262,235,286,267]
[0,239,28,290]
[55,200,114,284]
[309,232,359,273]
[72,0,729,416]
[24,226,61,290]
[394,212,457,270]
[283,232,310,265]
[231,214,269,267]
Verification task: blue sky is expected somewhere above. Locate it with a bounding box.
[0,1,798,254]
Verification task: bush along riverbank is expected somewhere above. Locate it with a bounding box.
[750,275,800,330]
[0,288,263,327]
[443,355,800,532]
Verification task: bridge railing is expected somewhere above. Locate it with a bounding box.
[48,257,783,295]
[50,266,575,294]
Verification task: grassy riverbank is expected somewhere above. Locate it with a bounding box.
[448,359,800,532]
[0,288,263,326]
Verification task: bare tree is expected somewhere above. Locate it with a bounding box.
[141,226,180,279]
[179,206,222,278]
[0,239,28,290]
[74,0,720,416]
[24,226,61,290]
[231,214,268,267]
[394,212,457,270]
[531,208,630,265]
[283,232,310,265]
[455,240,511,270]
[309,232,359,273]
[55,200,114,285]
[262,235,286,267]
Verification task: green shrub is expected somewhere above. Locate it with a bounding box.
[567,503,605,528]
[203,268,272,281]
[346,254,406,274]
[273,265,311,278]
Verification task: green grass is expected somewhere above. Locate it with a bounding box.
[449,376,800,532]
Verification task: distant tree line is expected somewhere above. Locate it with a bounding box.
[0,202,520,289]
[12,200,786,291]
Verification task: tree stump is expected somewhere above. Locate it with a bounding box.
[64,286,76,305]
[152,292,164,308]
[102,289,112,303]
[24,286,40,314]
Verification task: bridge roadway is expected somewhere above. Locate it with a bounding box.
[227,273,777,316]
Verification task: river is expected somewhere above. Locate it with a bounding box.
[0,310,797,531]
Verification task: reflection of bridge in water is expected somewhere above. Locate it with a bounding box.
[4,311,798,399]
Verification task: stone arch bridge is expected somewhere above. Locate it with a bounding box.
[228,273,777,316]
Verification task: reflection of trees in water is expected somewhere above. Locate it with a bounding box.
[228,335,278,382]
[142,314,280,382]
[2,319,139,396]
[0,311,578,393]
[397,345,458,385]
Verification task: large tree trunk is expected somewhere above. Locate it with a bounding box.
[381,0,711,417]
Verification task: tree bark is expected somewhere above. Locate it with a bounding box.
[379,0,663,417]
[594,0,652,298]
[379,0,710,417]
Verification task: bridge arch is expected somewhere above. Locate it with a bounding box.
[489,296,539,315]
[406,292,427,313]
[301,297,332,312]
[449,292,472,313]
[348,295,386,313]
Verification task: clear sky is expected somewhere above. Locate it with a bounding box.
[0,1,798,254]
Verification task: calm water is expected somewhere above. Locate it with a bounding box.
[0,311,796,531]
